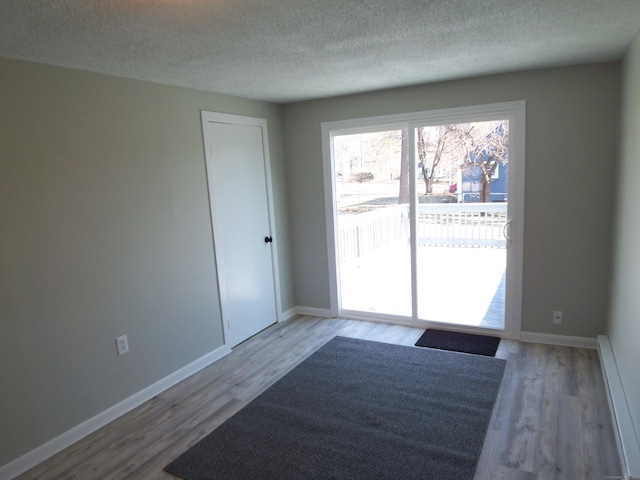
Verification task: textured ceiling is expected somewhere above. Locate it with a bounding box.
[1,0,639,103]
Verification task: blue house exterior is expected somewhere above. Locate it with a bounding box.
[457,122,508,203]
[458,160,508,202]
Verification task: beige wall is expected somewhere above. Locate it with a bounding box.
[608,30,640,446]
[0,58,292,467]
[283,63,620,338]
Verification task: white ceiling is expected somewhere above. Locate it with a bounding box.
[1,0,639,103]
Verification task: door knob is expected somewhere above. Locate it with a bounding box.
[264,236,273,243]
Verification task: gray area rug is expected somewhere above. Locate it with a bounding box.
[165,336,506,480]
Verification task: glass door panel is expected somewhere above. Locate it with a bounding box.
[415,121,508,329]
[334,129,411,316]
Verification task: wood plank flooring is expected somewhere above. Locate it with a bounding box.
[16,316,621,479]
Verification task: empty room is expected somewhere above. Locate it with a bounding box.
[1,1,640,479]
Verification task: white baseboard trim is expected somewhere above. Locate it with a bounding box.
[519,331,597,349]
[597,335,640,479]
[291,305,334,318]
[280,307,299,322]
[0,344,231,480]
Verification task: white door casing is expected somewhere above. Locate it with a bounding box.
[202,111,280,348]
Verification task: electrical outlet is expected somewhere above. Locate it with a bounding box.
[553,310,563,325]
[116,335,129,355]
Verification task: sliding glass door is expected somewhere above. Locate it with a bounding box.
[323,103,524,336]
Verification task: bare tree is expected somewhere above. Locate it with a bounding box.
[334,130,402,182]
[416,120,509,201]
[342,121,508,208]
[417,126,454,194]
[459,121,509,202]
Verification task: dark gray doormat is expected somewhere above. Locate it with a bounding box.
[165,336,506,480]
[415,328,501,357]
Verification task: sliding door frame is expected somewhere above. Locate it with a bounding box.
[321,101,525,339]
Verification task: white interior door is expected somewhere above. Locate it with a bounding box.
[202,112,278,348]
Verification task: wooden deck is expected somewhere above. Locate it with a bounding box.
[340,245,506,329]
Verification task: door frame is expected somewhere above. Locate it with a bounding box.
[321,101,525,339]
[201,111,282,346]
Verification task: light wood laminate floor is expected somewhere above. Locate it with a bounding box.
[17,316,621,479]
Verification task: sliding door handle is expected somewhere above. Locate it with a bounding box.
[503,220,513,242]
[264,236,273,243]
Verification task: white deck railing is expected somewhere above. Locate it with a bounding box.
[338,205,407,263]
[338,202,507,263]
[417,203,507,248]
